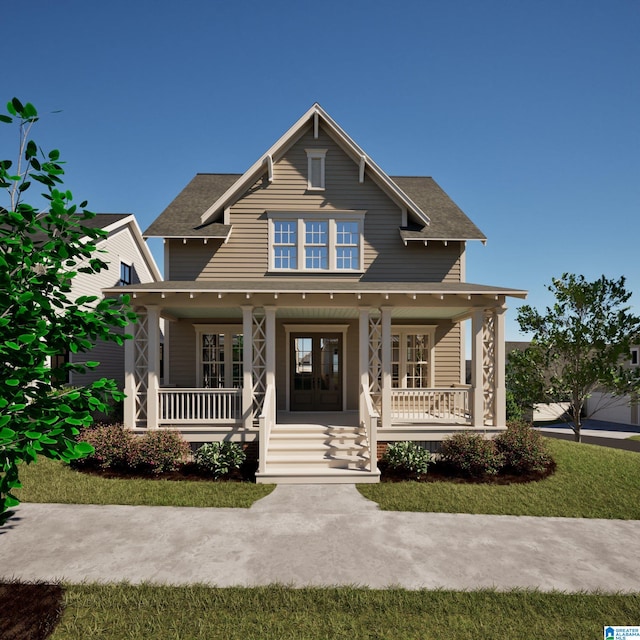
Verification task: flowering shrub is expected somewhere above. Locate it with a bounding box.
[382,441,430,477]
[77,423,136,470]
[440,432,504,478]
[495,421,552,474]
[76,424,189,473]
[193,442,246,479]
[133,430,191,473]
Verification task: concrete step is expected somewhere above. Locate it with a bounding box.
[256,467,380,485]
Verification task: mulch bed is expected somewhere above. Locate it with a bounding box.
[378,459,557,484]
[0,581,65,640]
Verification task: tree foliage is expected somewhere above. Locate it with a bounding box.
[0,98,137,520]
[509,273,640,441]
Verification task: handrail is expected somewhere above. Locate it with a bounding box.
[390,387,471,423]
[360,383,379,473]
[258,383,276,474]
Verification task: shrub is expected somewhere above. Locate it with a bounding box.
[382,441,430,477]
[193,442,246,479]
[78,423,137,470]
[133,430,191,473]
[495,420,552,474]
[440,432,504,478]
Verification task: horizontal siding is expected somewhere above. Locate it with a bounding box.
[168,320,197,388]
[434,323,462,387]
[71,333,124,389]
[167,124,462,283]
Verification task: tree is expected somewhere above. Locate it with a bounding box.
[509,273,640,442]
[0,98,137,521]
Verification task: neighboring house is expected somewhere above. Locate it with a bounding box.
[105,104,526,483]
[585,346,640,426]
[58,214,162,389]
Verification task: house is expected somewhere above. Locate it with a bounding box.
[105,104,526,483]
[58,213,162,389]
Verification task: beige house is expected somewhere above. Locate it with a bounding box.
[105,104,526,483]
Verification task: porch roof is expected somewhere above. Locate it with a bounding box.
[105,279,525,321]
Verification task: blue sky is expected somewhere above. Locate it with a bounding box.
[1,0,639,341]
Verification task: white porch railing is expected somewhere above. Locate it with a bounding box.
[158,388,242,424]
[391,387,471,423]
[360,383,379,473]
[259,383,276,474]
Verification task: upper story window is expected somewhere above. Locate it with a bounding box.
[119,262,132,286]
[306,149,327,190]
[268,211,364,273]
[631,347,639,366]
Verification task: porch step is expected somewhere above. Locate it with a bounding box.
[258,422,378,484]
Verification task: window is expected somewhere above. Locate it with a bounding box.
[306,149,327,190]
[119,262,132,286]
[51,351,70,384]
[391,328,436,388]
[268,212,364,272]
[195,326,243,388]
[632,347,639,367]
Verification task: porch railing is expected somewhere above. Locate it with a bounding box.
[259,383,276,474]
[158,388,242,424]
[391,387,471,423]
[360,383,379,473]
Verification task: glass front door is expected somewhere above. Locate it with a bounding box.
[290,333,342,411]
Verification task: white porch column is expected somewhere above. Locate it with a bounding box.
[471,309,485,427]
[359,308,370,424]
[494,305,507,427]
[380,306,392,428]
[264,306,276,390]
[242,305,254,428]
[123,317,136,429]
[146,305,161,429]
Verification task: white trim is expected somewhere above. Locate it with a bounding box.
[284,324,349,412]
[305,148,327,190]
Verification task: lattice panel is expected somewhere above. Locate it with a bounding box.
[482,310,496,424]
[368,312,382,408]
[252,311,267,415]
[133,309,149,424]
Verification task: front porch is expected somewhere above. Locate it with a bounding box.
[119,282,519,483]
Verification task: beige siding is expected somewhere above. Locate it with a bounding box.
[433,322,463,387]
[168,320,198,388]
[167,125,462,283]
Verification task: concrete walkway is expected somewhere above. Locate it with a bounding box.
[2,485,640,592]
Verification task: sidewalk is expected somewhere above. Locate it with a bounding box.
[536,419,640,452]
[2,485,640,592]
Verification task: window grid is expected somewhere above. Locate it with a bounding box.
[273,220,297,270]
[392,332,431,388]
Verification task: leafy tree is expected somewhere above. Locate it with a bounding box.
[0,98,136,521]
[510,273,640,442]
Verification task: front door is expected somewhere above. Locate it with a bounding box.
[290,333,342,411]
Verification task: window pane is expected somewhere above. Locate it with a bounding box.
[336,221,358,245]
[310,157,323,188]
[274,246,297,269]
[274,220,296,244]
[336,247,359,269]
[305,221,327,245]
[305,246,328,269]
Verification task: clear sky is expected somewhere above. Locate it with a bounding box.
[1,0,638,342]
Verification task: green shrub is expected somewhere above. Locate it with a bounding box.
[133,430,191,473]
[78,423,136,470]
[194,442,247,479]
[382,441,430,477]
[495,421,552,474]
[440,432,504,478]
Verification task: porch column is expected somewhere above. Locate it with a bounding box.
[494,305,507,427]
[264,306,276,391]
[471,309,485,427]
[358,308,370,401]
[146,305,161,429]
[380,306,392,428]
[242,305,254,428]
[123,316,136,429]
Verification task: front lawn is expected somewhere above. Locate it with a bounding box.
[43,584,639,640]
[15,457,273,508]
[358,438,640,519]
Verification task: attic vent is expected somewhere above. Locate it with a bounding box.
[306,149,327,190]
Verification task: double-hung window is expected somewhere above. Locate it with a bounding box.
[268,211,364,272]
[195,326,243,388]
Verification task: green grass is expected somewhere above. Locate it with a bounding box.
[628,435,640,442]
[49,584,640,640]
[15,458,274,508]
[359,438,640,518]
